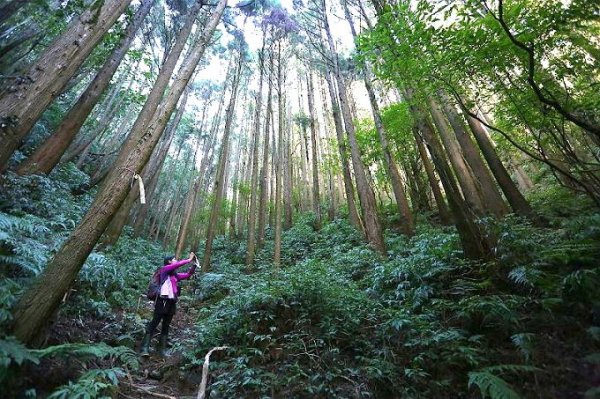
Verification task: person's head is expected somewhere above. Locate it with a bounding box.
[163,255,175,265]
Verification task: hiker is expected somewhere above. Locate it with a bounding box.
[140,252,197,357]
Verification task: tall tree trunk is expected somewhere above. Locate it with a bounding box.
[428,98,486,216]
[322,0,385,253]
[10,0,227,345]
[414,129,452,225]
[16,0,154,175]
[132,93,192,236]
[175,112,209,258]
[341,0,413,235]
[89,2,207,245]
[410,99,494,260]
[257,54,273,249]
[101,88,190,247]
[0,0,133,172]
[438,92,508,217]
[202,46,243,272]
[306,72,321,229]
[324,71,362,231]
[245,37,266,266]
[273,42,285,268]
[283,94,293,229]
[229,132,246,239]
[68,68,135,167]
[464,109,537,221]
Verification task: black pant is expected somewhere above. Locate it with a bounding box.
[146,298,176,336]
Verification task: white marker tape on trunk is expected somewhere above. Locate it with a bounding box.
[133,174,146,204]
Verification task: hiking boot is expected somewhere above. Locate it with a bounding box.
[158,334,169,357]
[139,333,151,357]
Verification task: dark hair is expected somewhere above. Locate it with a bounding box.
[163,255,175,265]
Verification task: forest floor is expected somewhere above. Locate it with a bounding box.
[24,294,208,399]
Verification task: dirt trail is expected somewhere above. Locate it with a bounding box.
[119,297,203,399]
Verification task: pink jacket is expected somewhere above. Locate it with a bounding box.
[159,258,197,299]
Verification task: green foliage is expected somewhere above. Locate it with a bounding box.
[0,336,138,398]
[182,212,599,397]
[47,368,125,399]
[34,342,139,371]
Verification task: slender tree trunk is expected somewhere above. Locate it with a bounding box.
[229,133,245,239]
[410,100,494,260]
[202,46,243,272]
[341,0,413,235]
[175,117,208,257]
[464,110,537,221]
[68,69,135,166]
[322,0,385,253]
[0,0,133,172]
[429,98,486,215]
[306,72,321,229]
[414,129,452,224]
[245,38,265,266]
[257,54,273,248]
[10,0,227,345]
[283,94,293,229]
[16,0,154,175]
[438,92,507,217]
[324,72,362,231]
[273,42,285,268]
[101,89,190,247]
[133,93,191,236]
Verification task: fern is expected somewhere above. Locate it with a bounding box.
[47,367,125,399]
[34,343,139,370]
[468,364,539,399]
[511,333,536,361]
[0,336,41,384]
[0,337,41,368]
[468,371,521,399]
[508,266,542,288]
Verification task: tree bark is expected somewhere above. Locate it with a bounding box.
[341,0,413,235]
[133,93,191,236]
[0,0,133,172]
[413,129,452,225]
[322,0,385,253]
[464,110,537,221]
[438,92,507,217]
[10,0,227,345]
[324,71,362,231]
[306,72,321,229]
[245,37,265,266]
[257,53,274,249]
[16,0,154,175]
[202,46,243,272]
[273,41,285,268]
[428,97,486,216]
[409,99,494,260]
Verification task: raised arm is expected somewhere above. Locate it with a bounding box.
[176,261,197,280]
[160,252,195,274]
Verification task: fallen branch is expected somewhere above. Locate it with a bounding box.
[197,346,229,399]
[121,381,176,399]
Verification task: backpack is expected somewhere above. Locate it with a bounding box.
[146,268,162,300]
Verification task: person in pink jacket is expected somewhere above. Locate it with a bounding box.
[140,252,197,357]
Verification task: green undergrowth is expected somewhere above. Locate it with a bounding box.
[188,212,600,398]
[1,167,599,398]
[0,165,163,397]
